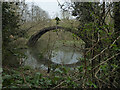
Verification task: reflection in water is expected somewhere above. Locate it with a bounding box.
[24,40,85,70]
[24,50,48,70]
[51,48,82,64]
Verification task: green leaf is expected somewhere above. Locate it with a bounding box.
[46,80,52,85]
[111,64,118,68]
[77,65,83,72]
[92,83,97,88]
[15,80,22,84]
[10,86,18,88]
[108,32,112,35]
[87,66,92,70]
[33,72,42,85]
[3,75,12,79]
[55,68,63,74]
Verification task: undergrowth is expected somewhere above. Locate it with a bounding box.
[2,65,97,89]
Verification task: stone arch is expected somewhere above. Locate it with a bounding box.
[27,26,86,47]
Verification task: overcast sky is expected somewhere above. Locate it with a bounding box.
[25,0,71,19]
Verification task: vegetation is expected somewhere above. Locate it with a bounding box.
[1,0,120,89]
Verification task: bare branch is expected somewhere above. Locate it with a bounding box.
[95,67,111,88]
[89,36,120,62]
[93,52,120,71]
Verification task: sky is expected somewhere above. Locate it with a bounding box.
[25,0,71,19]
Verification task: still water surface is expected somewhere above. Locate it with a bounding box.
[24,40,85,70]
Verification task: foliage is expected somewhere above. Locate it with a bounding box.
[2,65,98,88]
[2,2,25,67]
[58,1,120,88]
[2,1,120,89]
[72,2,97,23]
[2,2,20,46]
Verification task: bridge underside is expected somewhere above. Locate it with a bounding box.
[27,26,87,47]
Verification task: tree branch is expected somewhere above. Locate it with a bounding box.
[89,36,120,62]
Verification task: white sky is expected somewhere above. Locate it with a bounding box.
[25,0,71,19]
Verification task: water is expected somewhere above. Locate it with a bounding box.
[51,47,82,64]
[24,40,85,70]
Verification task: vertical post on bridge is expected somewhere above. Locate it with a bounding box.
[55,17,61,36]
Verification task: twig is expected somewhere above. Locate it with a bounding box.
[89,36,120,62]
[95,67,110,88]
[92,52,120,71]
[109,36,120,48]
[51,73,82,90]
[20,70,31,88]
[51,81,65,90]
[85,31,100,55]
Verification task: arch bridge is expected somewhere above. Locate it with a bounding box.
[27,26,88,47]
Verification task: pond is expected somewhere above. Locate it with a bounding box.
[24,39,85,70]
